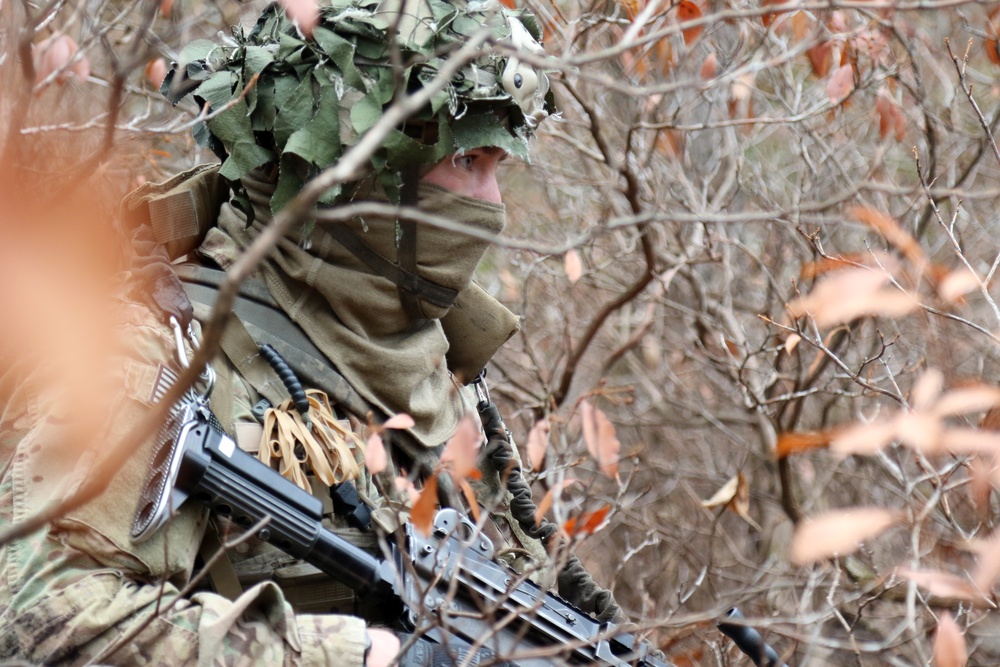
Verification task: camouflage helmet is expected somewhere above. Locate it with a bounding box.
[164,0,554,211]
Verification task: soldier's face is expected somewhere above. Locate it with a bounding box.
[420,147,507,204]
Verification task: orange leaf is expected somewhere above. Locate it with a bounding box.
[620,0,643,22]
[563,505,611,537]
[458,478,480,523]
[33,33,88,85]
[676,1,702,46]
[876,94,906,142]
[849,206,924,266]
[933,613,968,667]
[933,385,1000,419]
[534,478,579,526]
[760,0,785,28]
[411,475,439,536]
[790,507,898,565]
[279,0,319,37]
[159,0,174,18]
[441,414,481,479]
[827,64,854,103]
[365,433,387,474]
[526,418,550,471]
[776,430,837,458]
[580,400,620,480]
[787,266,917,328]
[973,530,1000,591]
[383,413,416,430]
[730,472,760,531]
[565,249,583,283]
[146,58,167,89]
[784,333,800,355]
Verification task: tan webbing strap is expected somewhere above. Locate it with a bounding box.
[218,315,287,409]
[198,520,244,600]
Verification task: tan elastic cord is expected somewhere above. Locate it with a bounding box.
[258,390,365,492]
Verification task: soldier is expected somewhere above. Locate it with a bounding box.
[0,0,579,665]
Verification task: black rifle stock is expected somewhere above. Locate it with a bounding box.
[132,404,673,666]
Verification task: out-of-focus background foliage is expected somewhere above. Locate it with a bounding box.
[7,0,1000,664]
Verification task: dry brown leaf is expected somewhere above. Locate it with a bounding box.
[784,333,801,355]
[969,456,995,521]
[940,428,1000,456]
[830,419,898,457]
[565,249,583,283]
[933,613,968,667]
[808,41,833,77]
[365,433,387,474]
[526,418,550,471]
[581,400,621,480]
[33,33,90,85]
[731,472,761,531]
[911,369,944,412]
[700,52,717,80]
[411,475,439,536]
[827,64,853,103]
[441,414,480,479]
[702,474,739,508]
[534,478,579,526]
[676,0,702,45]
[788,267,917,328]
[934,386,1000,418]
[383,413,416,430]
[896,412,943,454]
[972,530,1000,592]
[896,568,979,601]
[790,507,898,565]
[938,268,981,303]
[850,206,924,266]
[776,429,837,459]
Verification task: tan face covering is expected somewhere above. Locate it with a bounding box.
[211,175,506,448]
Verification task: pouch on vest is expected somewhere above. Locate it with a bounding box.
[441,282,521,384]
[121,164,227,261]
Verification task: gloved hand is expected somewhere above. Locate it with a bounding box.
[396,634,512,667]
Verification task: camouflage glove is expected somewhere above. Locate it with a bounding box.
[396,634,511,667]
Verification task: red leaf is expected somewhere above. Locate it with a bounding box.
[563,505,611,537]
[827,64,854,103]
[676,1,702,46]
[808,41,833,77]
[159,0,174,18]
[411,475,439,536]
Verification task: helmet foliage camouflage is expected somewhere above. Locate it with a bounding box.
[164,0,554,211]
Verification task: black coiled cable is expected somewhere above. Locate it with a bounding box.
[259,343,312,425]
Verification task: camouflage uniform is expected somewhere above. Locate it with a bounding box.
[0,295,366,666]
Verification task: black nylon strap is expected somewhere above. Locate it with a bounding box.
[324,223,458,310]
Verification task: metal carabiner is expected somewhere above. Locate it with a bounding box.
[169,315,216,399]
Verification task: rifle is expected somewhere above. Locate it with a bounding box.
[132,396,787,666]
[132,397,672,666]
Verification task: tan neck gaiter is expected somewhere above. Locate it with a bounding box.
[213,176,505,448]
